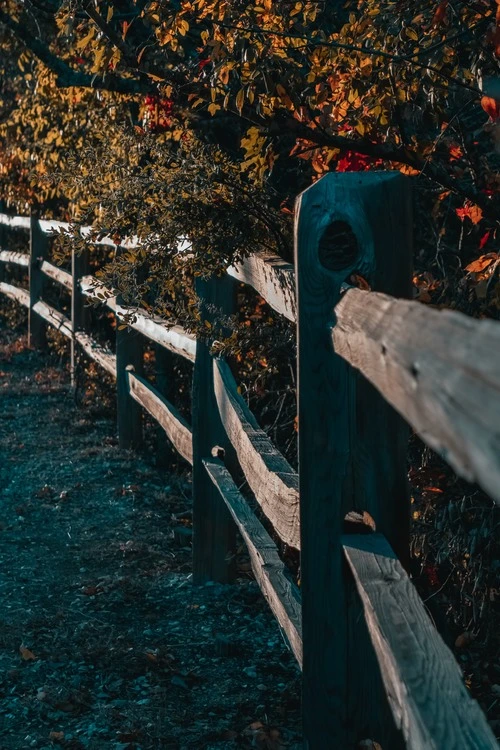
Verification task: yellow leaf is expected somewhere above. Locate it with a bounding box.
[405,27,419,41]
[106,6,114,22]
[76,28,95,51]
[208,103,221,115]
[236,88,245,113]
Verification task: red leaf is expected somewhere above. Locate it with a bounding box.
[480,96,500,122]
[456,203,483,225]
[431,0,449,28]
[479,230,491,250]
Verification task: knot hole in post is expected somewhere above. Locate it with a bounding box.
[318,220,359,272]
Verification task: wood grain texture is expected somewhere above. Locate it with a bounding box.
[29,217,49,349]
[203,458,302,666]
[0,250,30,267]
[296,172,411,748]
[192,275,236,584]
[333,287,500,507]
[80,275,196,362]
[32,300,73,338]
[40,260,72,290]
[0,281,30,308]
[213,357,300,550]
[228,252,296,322]
[74,331,117,378]
[127,370,193,465]
[343,533,498,750]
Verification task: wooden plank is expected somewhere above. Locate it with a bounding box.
[213,357,300,550]
[116,321,144,450]
[29,217,49,349]
[40,260,72,290]
[31,300,72,339]
[192,275,236,584]
[155,344,176,467]
[333,287,500,507]
[0,213,30,230]
[0,281,30,308]
[127,370,193,465]
[203,458,302,666]
[0,250,30,267]
[80,275,196,362]
[228,252,296,322]
[74,330,117,378]
[295,172,411,748]
[343,533,498,750]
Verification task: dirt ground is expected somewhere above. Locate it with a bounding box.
[0,325,302,750]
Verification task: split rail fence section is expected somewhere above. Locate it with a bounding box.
[0,173,498,749]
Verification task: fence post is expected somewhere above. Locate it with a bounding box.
[192,274,236,584]
[155,343,175,467]
[295,172,412,748]
[71,247,90,387]
[29,215,48,349]
[116,308,144,449]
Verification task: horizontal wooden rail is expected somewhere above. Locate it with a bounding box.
[333,288,500,506]
[203,458,302,665]
[0,250,30,267]
[228,253,296,322]
[343,533,497,749]
[40,260,72,290]
[0,281,30,307]
[213,357,300,550]
[127,370,193,464]
[81,275,197,362]
[74,331,117,378]
[32,300,72,338]
[0,213,31,230]
[0,212,138,248]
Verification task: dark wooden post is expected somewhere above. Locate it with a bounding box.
[29,215,48,349]
[192,275,236,584]
[295,172,412,748]
[155,343,175,467]
[116,313,144,450]
[71,247,90,387]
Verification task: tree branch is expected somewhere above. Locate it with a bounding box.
[0,7,155,94]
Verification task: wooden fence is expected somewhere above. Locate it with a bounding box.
[0,173,498,749]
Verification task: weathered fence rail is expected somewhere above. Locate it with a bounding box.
[0,171,498,749]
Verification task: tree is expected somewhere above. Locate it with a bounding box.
[1,0,500,317]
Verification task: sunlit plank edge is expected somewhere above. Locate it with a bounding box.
[80,275,196,362]
[213,357,300,550]
[342,533,497,750]
[31,300,72,338]
[74,330,117,378]
[40,260,72,290]
[0,250,30,267]
[0,281,30,308]
[0,213,30,230]
[227,252,296,322]
[127,370,193,464]
[203,458,302,666]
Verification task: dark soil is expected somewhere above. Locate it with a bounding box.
[0,325,301,750]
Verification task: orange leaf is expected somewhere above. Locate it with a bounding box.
[480,96,500,122]
[465,253,499,273]
[456,203,483,224]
